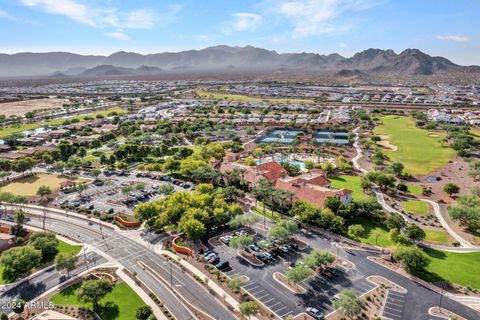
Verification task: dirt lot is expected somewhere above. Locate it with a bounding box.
[0,98,68,117]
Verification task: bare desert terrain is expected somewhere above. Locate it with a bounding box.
[0,98,68,117]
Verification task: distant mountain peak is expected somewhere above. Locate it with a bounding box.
[0,45,477,81]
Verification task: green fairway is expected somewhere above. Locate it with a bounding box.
[0,173,87,197]
[0,107,125,138]
[373,115,455,175]
[406,184,423,196]
[418,248,480,288]
[0,239,81,284]
[423,229,449,244]
[349,216,393,247]
[50,281,146,320]
[196,90,314,104]
[403,200,430,216]
[330,175,368,201]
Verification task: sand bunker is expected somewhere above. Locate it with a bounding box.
[377,135,398,151]
[427,133,439,137]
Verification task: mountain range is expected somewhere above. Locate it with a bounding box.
[1,45,479,81]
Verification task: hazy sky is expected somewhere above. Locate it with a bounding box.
[0,0,479,65]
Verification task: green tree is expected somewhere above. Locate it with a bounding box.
[244,156,257,166]
[332,289,365,318]
[371,228,382,245]
[0,246,42,279]
[229,234,254,251]
[36,185,52,201]
[389,162,405,176]
[76,279,113,310]
[29,232,59,259]
[178,218,206,241]
[443,183,460,197]
[285,265,312,289]
[392,246,430,273]
[55,252,79,278]
[136,305,153,320]
[163,158,180,174]
[302,249,335,270]
[227,274,246,293]
[404,224,426,242]
[386,213,406,231]
[239,301,258,320]
[347,224,365,240]
[13,209,26,225]
[304,159,315,170]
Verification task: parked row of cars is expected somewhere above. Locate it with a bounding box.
[220,232,299,263]
[202,250,230,270]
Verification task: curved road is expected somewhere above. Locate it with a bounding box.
[7,206,235,320]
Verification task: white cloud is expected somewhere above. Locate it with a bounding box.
[124,9,154,29]
[231,13,263,31]
[223,12,262,35]
[273,0,377,37]
[18,0,172,40]
[20,0,97,27]
[339,42,348,48]
[436,34,469,43]
[0,8,17,20]
[106,31,129,41]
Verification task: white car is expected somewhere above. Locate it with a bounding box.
[306,307,324,320]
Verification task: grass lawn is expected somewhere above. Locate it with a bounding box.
[403,200,430,216]
[50,281,146,320]
[196,90,314,104]
[330,175,368,201]
[470,128,480,137]
[373,115,456,175]
[349,216,393,247]
[406,184,423,196]
[417,248,480,288]
[0,239,81,284]
[0,173,87,197]
[0,107,125,138]
[423,229,449,245]
[252,206,281,222]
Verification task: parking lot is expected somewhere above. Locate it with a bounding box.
[54,170,193,215]
[382,290,406,320]
[205,228,376,319]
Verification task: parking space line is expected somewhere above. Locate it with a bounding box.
[257,293,270,300]
[268,301,282,308]
[384,306,403,314]
[274,305,288,313]
[250,288,265,295]
[262,297,276,304]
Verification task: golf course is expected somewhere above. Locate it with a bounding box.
[374,115,456,175]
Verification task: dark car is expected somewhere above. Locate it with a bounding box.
[214,261,230,270]
[208,256,220,264]
[107,208,115,214]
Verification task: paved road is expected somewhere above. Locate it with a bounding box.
[16,209,235,320]
[352,127,478,249]
[246,209,480,320]
[0,251,105,313]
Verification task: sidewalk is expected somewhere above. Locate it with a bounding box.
[158,249,255,320]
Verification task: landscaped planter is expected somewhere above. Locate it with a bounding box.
[237,250,264,267]
[114,215,141,227]
[172,236,193,256]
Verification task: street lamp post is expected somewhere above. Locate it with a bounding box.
[439,283,445,312]
[78,235,89,270]
[99,223,110,250]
